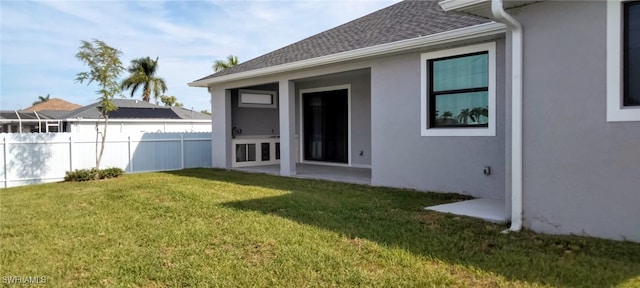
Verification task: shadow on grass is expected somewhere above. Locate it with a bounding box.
[165,168,640,287]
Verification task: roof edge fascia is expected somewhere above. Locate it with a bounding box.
[189,22,506,87]
[439,0,489,12]
[440,0,540,17]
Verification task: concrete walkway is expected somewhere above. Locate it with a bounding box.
[425,198,508,223]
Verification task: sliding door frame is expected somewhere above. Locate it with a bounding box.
[299,84,352,166]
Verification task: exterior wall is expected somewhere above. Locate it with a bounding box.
[70,121,211,134]
[370,39,507,200]
[231,83,280,136]
[295,69,372,167]
[513,1,640,241]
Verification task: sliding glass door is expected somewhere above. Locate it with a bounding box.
[303,89,348,163]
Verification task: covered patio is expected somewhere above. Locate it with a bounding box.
[234,164,371,185]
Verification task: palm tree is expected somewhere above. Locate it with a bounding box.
[33,94,51,105]
[212,55,239,72]
[457,108,472,124]
[439,111,454,125]
[470,107,489,124]
[121,57,167,103]
[160,95,183,107]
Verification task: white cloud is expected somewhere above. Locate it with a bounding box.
[0,0,399,111]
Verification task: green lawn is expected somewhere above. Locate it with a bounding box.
[1,168,639,287]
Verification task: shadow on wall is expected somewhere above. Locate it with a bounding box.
[165,168,640,288]
[124,133,211,173]
[7,133,56,186]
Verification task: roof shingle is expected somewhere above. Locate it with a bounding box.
[62,99,210,120]
[196,0,488,81]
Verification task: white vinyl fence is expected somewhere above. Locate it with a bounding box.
[0,132,212,188]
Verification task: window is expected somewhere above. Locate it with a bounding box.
[421,42,496,136]
[607,0,640,121]
[238,89,277,108]
[624,2,640,106]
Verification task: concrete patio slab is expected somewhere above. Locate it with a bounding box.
[425,198,508,223]
[234,163,371,185]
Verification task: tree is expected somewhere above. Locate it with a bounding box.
[212,55,238,72]
[33,94,51,105]
[75,39,124,174]
[457,108,472,124]
[121,57,167,103]
[200,110,211,115]
[470,107,489,124]
[440,111,453,122]
[160,95,183,107]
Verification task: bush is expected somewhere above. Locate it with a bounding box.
[64,168,98,182]
[99,167,124,179]
[64,167,124,182]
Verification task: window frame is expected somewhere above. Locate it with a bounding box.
[420,42,496,136]
[607,0,640,122]
[238,89,278,108]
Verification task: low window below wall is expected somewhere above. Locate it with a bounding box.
[232,138,281,167]
[239,89,278,108]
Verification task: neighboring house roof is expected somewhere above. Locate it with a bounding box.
[63,99,210,120]
[194,0,489,82]
[37,110,72,119]
[172,107,211,120]
[23,98,82,112]
[0,111,43,120]
[0,110,60,120]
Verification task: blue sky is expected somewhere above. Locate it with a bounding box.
[0,0,399,112]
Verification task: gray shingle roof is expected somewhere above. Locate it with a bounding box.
[196,0,489,82]
[172,107,211,120]
[0,111,44,120]
[37,110,73,119]
[0,110,71,120]
[62,99,210,120]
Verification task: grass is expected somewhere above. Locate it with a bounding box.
[1,168,639,287]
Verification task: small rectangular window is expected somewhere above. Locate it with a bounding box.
[235,144,256,162]
[261,143,270,161]
[624,1,640,106]
[238,89,278,108]
[241,93,273,105]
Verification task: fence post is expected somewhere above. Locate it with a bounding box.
[3,137,7,188]
[69,136,73,172]
[180,134,185,170]
[128,136,133,173]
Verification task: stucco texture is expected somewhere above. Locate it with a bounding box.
[513,1,640,241]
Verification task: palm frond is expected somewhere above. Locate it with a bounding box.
[121,56,165,102]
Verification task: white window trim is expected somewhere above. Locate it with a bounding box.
[607,0,640,122]
[238,89,278,108]
[420,42,496,136]
[298,84,352,166]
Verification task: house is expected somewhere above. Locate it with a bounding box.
[189,0,640,242]
[1,99,211,134]
[62,99,211,134]
[23,98,82,112]
[0,98,81,133]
